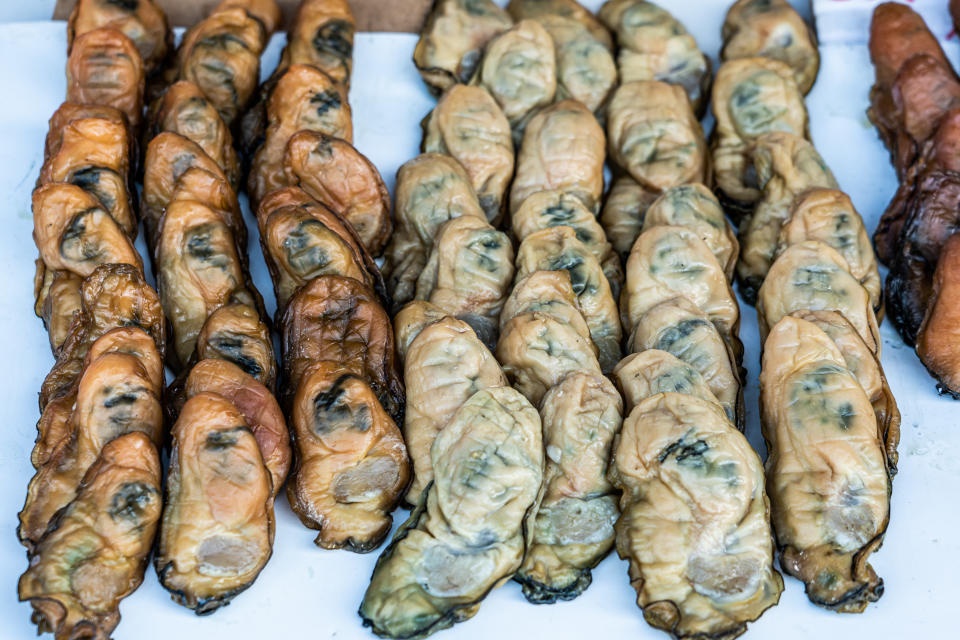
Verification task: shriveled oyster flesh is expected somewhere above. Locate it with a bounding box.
[384,154,487,311]
[757,241,880,355]
[283,130,391,255]
[156,392,274,614]
[18,432,161,640]
[415,216,514,349]
[642,184,738,281]
[737,132,838,302]
[66,27,145,129]
[609,392,783,639]
[499,269,592,342]
[183,359,290,497]
[598,0,710,115]
[475,19,557,142]
[44,102,130,165]
[194,303,277,391]
[917,234,960,398]
[68,0,171,74]
[19,328,163,550]
[512,189,623,299]
[600,175,658,257]
[413,0,513,96]
[394,300,452,363]
[359,387,543,639]
[623,225,739,341]
[760,316,889,612]
[721,0,819,94]
[613,349,719,414]
[517,372,622,603]
[515,226,622,372]
[507,0,614,51]
[607,80,708,192]
[287,361,409,551]
[422,85,514,225]
[777,188,882,314]
[278,0,354,85]
[629,296,743,428]
[36,267,84,354]
[711,57,807,216]
[400,311,507,506]
[510,100,606,214]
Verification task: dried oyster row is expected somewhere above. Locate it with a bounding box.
[867,3,960,396]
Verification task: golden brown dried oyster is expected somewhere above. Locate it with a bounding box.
[917,235,960,398]
[68,0,171,75]
[359,387,543,639]
[600,175,659,256]
[760,316,889,612]
[66,27,145,129]
[35,268,84,354]
[613,348,719,414]
[279,0,354,85]
[194,303,277,391]
[18,432,162,640]
[609,391,783,639]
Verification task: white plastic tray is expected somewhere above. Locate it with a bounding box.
[1,1,958,638]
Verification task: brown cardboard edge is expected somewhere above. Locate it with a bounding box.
[53,0,431,34]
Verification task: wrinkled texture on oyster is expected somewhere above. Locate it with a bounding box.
[510,100,606,214]
[613,349,719,415]
[394,300,453,363]
[737,132,838,302]
[517,372,622,603]
[642,184,738,280]
[422,85,514,225]
[416,216,514,349]
[623,225,739,341]
[66,27,145,129]
[711,57,807,214]
[760,316,889,612]
[194,303,277,391]
[757,241,880,354]
[36,268,84,355]
[281,275,403,422]
[156,392,274,614]
[721,0,819,94]
[401,311,507,505]
[359,387,543,639]
[499,269,592,340]
[385,154,487,311]
[279,0,354,85]
[413,0,513,95]
[515,226,622,372]
[44,102,130,166]
[283,130,391,255]
[18,432,161,640]
[917,234,960,398]
[628,296,743,428]
[507,0,613,51]
[777,188,882,314]
[68,0,171,74]
[599,0,710,115]
[609,392,783,639]
[287,361,409,551]
[607,80,708,192]
[600,175,658,256]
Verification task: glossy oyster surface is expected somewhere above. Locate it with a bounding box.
[283,130,391,255]
[413,0,513,95]
[600,175,658,256]
[737,132,838,302]
[609,392,783,639]
[721,0,819,94]
[760,316,889,612]
[385,154,487,310]
[288,361,409,551]
[599,0,710,115]
[400,310,507,506]
[36,268,84,354]
[643,184,738,280]
[68,0,171,74]
[19,432,162,640]
[510,100,606,214]
[613,349,718,414]
[194,303,277,390]
[607,80,708,192]
[517,372,622,603]
[66,27,145,129]
[156,392,274,614]
[359,387,543,639]
[279,0,354,86]
[917,234,960,398]
[415,216,514,348]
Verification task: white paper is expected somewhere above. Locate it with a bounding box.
[0,1,958,639]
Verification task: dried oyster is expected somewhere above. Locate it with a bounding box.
[600,175,658,256]
[609,391,783,639]
[760,316,889,612]
[507,0,613,50]
[35,268,84,354]
[516,371,621,603]
[607,80,708,192]
[279,0,354,85]
[721,0,819,94]
[194,303,277,391]
[917,234,960,398]
[44,102,130,164]
[18,432,161,640]
[499,269,592,341]
[68,0,171,74]
[613,348,718,414]
[359,387,543,639]
[66,27,145,129]
[156,392,274,614]
[510,99,605,213]
[413,0,513,95]
[532,13,616,114]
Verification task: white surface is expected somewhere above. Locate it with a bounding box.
[1,1,958,639]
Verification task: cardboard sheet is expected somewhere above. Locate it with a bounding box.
[2,1,959,639]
